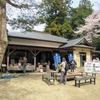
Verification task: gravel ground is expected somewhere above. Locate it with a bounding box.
[0,68,100,100]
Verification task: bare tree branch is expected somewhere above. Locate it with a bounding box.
[6,0,29,9]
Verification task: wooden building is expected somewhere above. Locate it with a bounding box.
[60,38,94,67]
[4,31,68,70]
[3,31,100,70]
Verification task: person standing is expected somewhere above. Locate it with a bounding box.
[69,57,77,72]
[19,57,23,64]
[58,58,67,85]
[22,56,27,74]
[96,57,99,62]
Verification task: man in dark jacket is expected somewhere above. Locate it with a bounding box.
[69,57,77,72]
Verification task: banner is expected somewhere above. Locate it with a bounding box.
[53,52,61,69]
[84,62,100,73]
[68,53,73,62]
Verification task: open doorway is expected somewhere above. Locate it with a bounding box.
[80,52,86,67]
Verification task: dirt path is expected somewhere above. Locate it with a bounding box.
[0,70,100,100]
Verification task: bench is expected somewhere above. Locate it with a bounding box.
[50,71,58,77]
[74,76,96,88]
[42,74,55,85]
[42,74,49,81]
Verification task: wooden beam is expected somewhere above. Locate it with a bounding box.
[8,45,53,51]
[9,49,16,56]
[59,50,67,52]
[29,49,41,56]
[8,45,74,52]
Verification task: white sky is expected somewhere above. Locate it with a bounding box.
[8,0,100,32]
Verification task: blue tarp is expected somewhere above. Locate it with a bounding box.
[53,52,61,69]
[68,53,73,62]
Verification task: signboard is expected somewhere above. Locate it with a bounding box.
[93,62,100,73]
[84,62,100,73]
[84,62,93,73]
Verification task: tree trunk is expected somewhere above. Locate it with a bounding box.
[0,0,8,67]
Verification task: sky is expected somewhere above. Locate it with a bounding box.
[8,0,100,32]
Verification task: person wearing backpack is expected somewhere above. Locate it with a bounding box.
[58,57,68,85]
[69,57,77,72]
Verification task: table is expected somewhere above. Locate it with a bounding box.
[55,72,83,80]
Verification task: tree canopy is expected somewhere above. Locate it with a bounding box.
[36,0,75,39]
[92,36,100,50]
[36,0,94,39]
[6,0,95,39]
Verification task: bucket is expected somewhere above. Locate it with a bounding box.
[40,68,43,72]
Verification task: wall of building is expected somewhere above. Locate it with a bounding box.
[73,47,91,67]
[9,38,62,48]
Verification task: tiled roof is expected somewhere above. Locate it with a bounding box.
[60,37,92,48]
[60,37,84,48]
[8,31,67,43]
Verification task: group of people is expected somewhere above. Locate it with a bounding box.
[56,57,77,85]
[18,56,27,73]
[11,56,27,74]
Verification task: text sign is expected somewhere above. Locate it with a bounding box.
[84,62,93,73]
[84,62,100,73]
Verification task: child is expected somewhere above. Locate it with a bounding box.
[57,62,62,73]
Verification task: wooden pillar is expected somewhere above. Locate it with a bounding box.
[7,49,9,71]
[7,48,16,71]
[34,56,36,70]
[29,50,41,70]
[34,50,36,70]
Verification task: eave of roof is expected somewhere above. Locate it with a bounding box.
[60,45,93,49]
[74,45,94,49]
[91,50,100,53]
